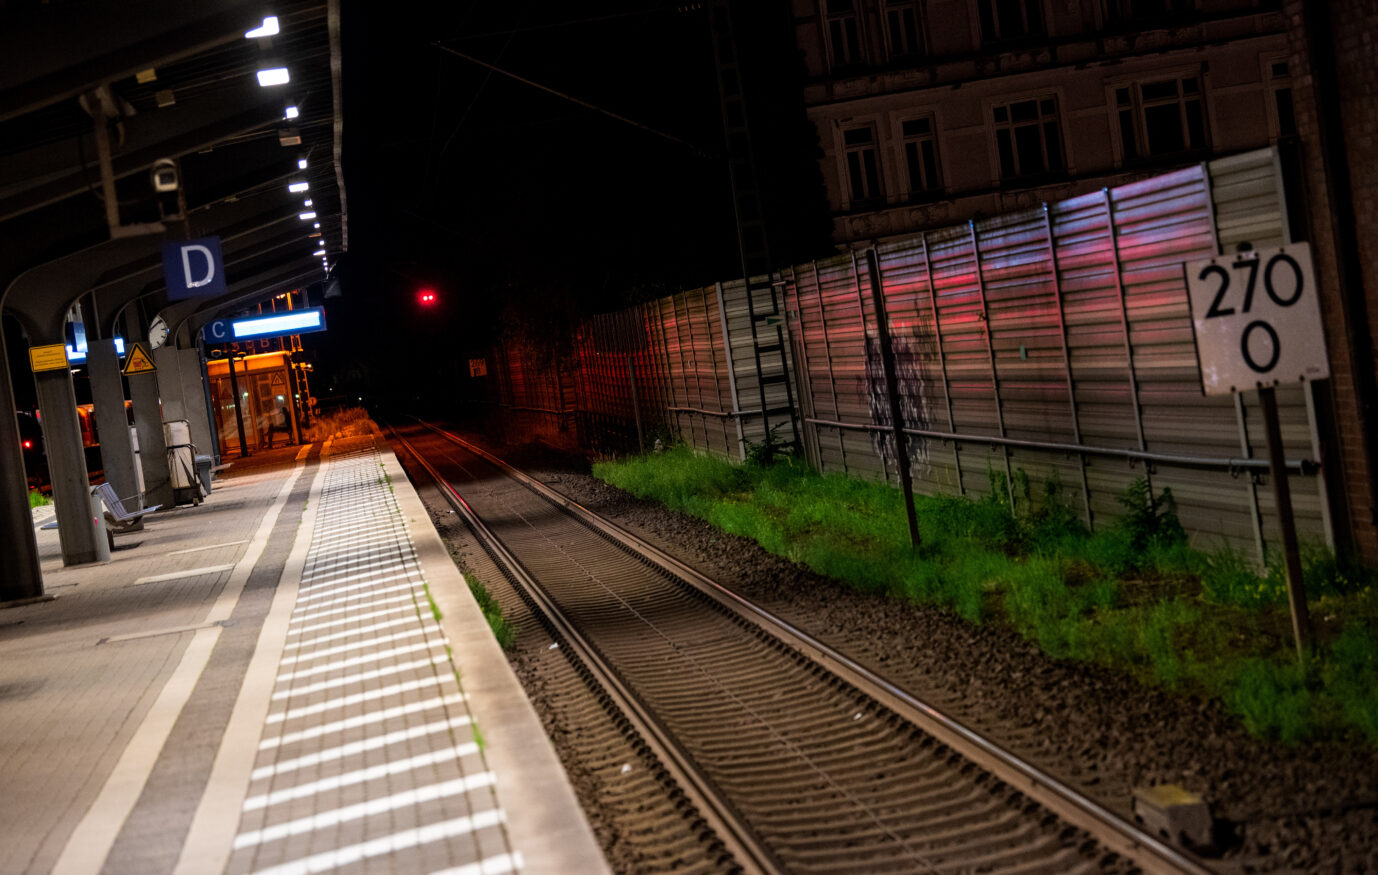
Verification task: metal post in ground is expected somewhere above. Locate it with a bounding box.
[865,249,920,550]
[1258,386,1314,662]
[227,354,249,458]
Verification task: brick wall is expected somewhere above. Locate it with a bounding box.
[1283,0,1378,563]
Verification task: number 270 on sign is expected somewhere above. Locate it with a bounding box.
[1185,242,1329,397]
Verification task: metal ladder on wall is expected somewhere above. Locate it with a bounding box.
[706,0,798,452]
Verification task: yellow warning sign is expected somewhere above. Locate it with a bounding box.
[29,343,69,372]
[122,342,158,376]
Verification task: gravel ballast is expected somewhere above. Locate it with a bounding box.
[450,434,1378,873]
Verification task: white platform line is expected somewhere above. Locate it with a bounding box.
[244,809,506,875]
[266,673,457,725]
[270,655,447,700]
[54,458,311,875]
[260,693,467,750]
[233,772,498,849]
[129,563,236,586]
[251,715,473,780]
[167,540,249,556]
[242,745,479,811]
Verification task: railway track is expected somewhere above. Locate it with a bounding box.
[388,420,1214,874]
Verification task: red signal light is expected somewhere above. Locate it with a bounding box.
[22,440,33,449]
[417,289,437,306]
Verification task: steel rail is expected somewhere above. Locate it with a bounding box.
[387,425,779,875]
[418,420,1216,875]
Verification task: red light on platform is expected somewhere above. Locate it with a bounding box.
[22,440,33,449]
[417,289,437,306]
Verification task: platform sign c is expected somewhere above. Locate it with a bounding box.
[1185,243,1329,396]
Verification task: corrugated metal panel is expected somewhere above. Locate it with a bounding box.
[503,146,1324,555]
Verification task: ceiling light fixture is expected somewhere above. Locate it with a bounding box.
[313,222,320,229]
[284,105,299,119]
[313,248,326,256]
[288,181,309,193]
[299,211,317,220]
[303,198,313,207]
[256,67,290,87]
[245,16,280,39]
[298,158,308,169]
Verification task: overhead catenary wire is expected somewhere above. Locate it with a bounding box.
[430,42,712,157]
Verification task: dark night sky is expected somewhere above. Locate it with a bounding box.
[320,0,830,406]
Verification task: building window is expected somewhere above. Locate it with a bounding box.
[1103,0,1195,24]
[993,96,1063,179]
[1115,76,1207,160]
[1268,59,1297,139]
[843,125,883,206]
[826,0,863,68]
[901,116,941,195]
[884,0,924,59]
[978,0,1045,42]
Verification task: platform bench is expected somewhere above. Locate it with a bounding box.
[93,482,161,533]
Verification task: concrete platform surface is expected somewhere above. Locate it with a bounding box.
[0,435,606,875]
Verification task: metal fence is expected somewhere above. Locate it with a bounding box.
[495,147,1330,558]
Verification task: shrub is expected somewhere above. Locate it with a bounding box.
[1323,625,1378,742]
[1229,658,1313,744]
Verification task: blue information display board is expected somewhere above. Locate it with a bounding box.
[203,307,327,344]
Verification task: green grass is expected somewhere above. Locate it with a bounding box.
[465,574,515,650]
[28,489,49,509]
[423,582,443,622]
[594,446,1378,745]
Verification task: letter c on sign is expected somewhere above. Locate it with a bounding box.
[181,244,216,288]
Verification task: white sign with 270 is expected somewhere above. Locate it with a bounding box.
[1185,243,1329,397]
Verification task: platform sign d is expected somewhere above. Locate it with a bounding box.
[162,237,226,301]
[1185,243,1328,396]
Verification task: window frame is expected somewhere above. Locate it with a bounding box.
[987,91,1067,184]
[1107,68,1210,165]
[975,0,1047,44]
[882,0,927,61]
[895,112,943,198]
[1099,0,1199,28]
[839,121,886,210]
[823,0,865,70]
[1261,54,1297,142]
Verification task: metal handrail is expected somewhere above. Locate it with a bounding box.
[804,415,1318,474]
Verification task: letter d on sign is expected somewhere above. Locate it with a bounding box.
[181,244,215,288]
[162,236,227,301]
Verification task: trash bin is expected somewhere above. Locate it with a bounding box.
[195,454,214,494]
[164,419,200,505]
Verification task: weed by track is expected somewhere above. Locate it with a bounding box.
[594,445,1378,746]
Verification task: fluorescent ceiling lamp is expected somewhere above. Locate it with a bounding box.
[303,198,313,207]
[257,67,290,87]
[232,310,323,339]
[313,222,320,229]
[313,248,326,256]
[298,158,308,169]
[246,16,280,38]
[299,211,317,220]
[288,181,309,193]
[284,105,299,119]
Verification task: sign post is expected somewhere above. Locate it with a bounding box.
[1186,243,1326,660]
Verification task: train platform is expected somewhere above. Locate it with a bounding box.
[0,435,607,875]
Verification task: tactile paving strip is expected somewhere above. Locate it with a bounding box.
[225,444,519,875]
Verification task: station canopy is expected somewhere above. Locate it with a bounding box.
[0,0,347,324]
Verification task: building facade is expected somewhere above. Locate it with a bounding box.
[791,0,1289,244]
